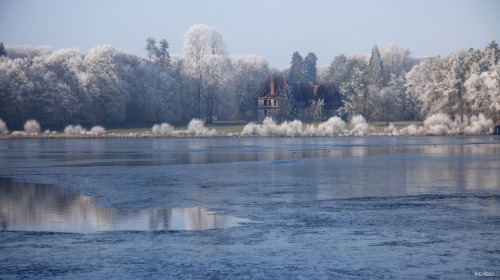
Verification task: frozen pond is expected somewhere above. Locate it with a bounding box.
[0,137,499,279]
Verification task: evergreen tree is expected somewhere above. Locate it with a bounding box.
[304,52,318,83]
[369,44,384,87]
[289,52,304,83]
[0,42,6,57]
[276,86,297,122]
[145,37,171,73]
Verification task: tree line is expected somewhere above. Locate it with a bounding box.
[0,25,270,129]
[319,41,500,123]
[0,26,499,130]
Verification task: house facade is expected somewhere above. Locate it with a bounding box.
[257,74,341,122]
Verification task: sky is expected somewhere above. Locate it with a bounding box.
[1,0,499,69]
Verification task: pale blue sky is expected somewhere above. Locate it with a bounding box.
[1,0,499,68]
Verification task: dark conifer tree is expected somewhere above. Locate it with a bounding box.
[304,52,318,83]
[145,37,171,73]
[0,42,6,57]
[289,52,304,83]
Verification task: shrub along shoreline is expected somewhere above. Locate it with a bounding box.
[0,114,496,139]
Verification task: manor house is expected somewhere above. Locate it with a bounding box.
[257,74,340,122]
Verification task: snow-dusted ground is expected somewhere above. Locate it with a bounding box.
[0,137,499,279]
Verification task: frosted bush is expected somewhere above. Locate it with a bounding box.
[24,119,41,134]
[316,116,346,136]
[257,117,279,137]
[188,119,208,136]
[11,131,26,137]
[187,119,218,137]
[243,119,303,137]
[464,114,493,135]
[90,125,106,135]
[302,124,317,137]
[282,120,303,137]
[383,124,398,136]
[64,125,74,135]
[448,115,464,135]
[160,123,173,136]
[152,123,173,136]
[241,122,259,137]
[399,124,425,136]
[152,124,161,135]
[428,124,449,136]
[423,113,452,135]
[349,115,372,136]
[64,124,86,135]
[244,117,348,137]
[0,119,9,135]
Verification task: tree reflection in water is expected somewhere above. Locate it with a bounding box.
[0,178,242,233]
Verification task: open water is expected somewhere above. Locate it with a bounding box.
[0,136,499,279]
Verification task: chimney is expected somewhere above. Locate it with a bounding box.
[270,74,275,95]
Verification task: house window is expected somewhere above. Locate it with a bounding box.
[264,110,268,117]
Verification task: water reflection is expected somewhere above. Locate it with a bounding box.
[3,140,498,168]
[0,178,246,233]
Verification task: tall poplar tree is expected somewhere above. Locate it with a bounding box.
[369,44,384,87]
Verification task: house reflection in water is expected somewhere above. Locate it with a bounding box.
[0,178,236,233]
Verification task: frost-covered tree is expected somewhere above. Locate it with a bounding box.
[463,48,482,74]
[288,52,304,83]
[0,44,184,129]
[380,44,417,82]
[339,59,379,121]
[183,24,226,119]
[368,44,383,87]
[481,40,500,71]
[377,85,398,125]
[276,86,297,122]
[81,45,128,125]
[309,99,325,122]
[467,62,500,119]
[388,74,411,120]
[232,55,270,121]
[201,54,232,123]
[405,56,446,118]
[405,41,499,122]
[304,52,318,83]
[326,54,356,86]
[0,56,33,127]
[441,52,466,121]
